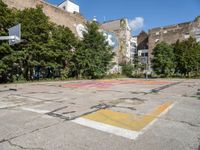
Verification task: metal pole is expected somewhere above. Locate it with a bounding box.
[145,57,148,79]
[0,35,20,41]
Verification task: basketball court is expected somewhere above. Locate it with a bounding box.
[0,79,200,150]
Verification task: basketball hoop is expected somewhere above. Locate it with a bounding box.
[0,24,21,45]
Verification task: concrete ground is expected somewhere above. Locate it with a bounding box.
[0,78,200,150]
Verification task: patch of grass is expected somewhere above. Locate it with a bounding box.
[9,77,78,85]
[193,96,200,100]
[109,99,123,105]
[103,73,126,79]
[182,94,200,100]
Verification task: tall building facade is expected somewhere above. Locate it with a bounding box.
[101,19,132,65]
[137,31,149,65]
[130,36,137,62]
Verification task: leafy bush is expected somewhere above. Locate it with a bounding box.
[0,2,77,83]
[122,63,134,78]
[151,42,174,77]
[173,37,200,77]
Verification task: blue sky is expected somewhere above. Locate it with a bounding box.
[46,0,200,35]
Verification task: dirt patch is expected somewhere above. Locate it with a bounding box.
[109,98,146,105]
[120,98,146,105]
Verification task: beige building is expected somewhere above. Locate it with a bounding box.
[101,19,132,65]
[2,0,86,36]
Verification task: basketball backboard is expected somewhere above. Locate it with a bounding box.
[8,24,21,45]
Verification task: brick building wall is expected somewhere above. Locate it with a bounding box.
[2,0,86,36]
[148,16,200,64]
[137,31,148,50]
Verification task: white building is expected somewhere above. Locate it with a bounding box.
[138,49,148,64]
[130,36,137,62]
[58,0,80,13]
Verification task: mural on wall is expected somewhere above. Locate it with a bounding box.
[75,21,132,65]
[76,24,119,50]
[196,23,200,43]
[191,22,200,43]
[102,30,119,51]
[120,19,126,29]
[117,19,127,64]
[196,35,200,43]
[76,24,87,38]
[118,40,127,64]
[191,27,200,33]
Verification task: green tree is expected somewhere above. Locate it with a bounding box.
[0,1,16,82]
[0,2,78,82]
[0,0,15,36]
[14,6,53,80]
[122,63,134,77]
[173,37,200,77]
[71,22,114,79]
[151,42,174,76]
[44,25,77,78]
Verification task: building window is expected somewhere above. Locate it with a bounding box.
[63,6,66,10]
[141,53,148,57]
[141,53,145,57]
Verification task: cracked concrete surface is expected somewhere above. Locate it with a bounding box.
[0,79,200,150]
[7,140,44,150]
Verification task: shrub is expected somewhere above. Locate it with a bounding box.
[122,63,134,77]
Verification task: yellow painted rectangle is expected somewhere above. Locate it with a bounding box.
[83,102,172,131]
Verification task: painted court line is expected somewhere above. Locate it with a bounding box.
[72,117,140,140]
[20,102,176,140]
[139,101,177,136]
[82,102,173,131]
[63,79,174,89]
[72,101,175,140]
[21,107,50,114]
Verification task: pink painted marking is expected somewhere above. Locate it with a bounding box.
[63,79,175,89]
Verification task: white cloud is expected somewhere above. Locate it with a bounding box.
[129,17,144,30]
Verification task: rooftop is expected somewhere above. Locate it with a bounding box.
[57,0,79,7]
